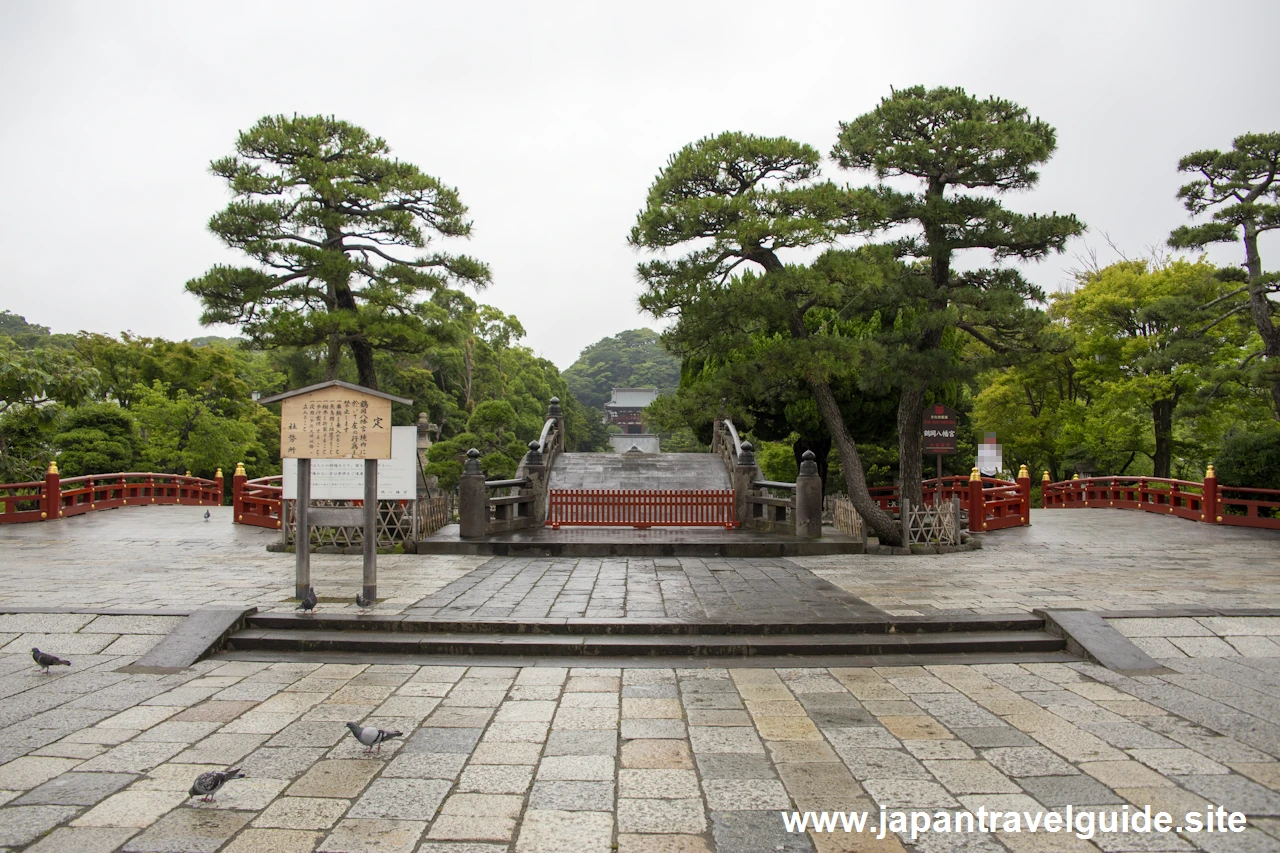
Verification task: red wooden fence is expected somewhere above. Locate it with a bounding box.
[547,489,737,529]
[867,469,1032,533]
[1042,468,1280,530]
[233,467,283,529]
[0,463,223,523]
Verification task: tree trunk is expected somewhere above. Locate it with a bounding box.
[351,339,378,390]
[897,382,927,508]
[1242,224,1280,418]
[807,377,901,546]
[1152,399,1175,479]
[325,335,341,381]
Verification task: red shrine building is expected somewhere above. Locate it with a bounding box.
[604,388,658,435]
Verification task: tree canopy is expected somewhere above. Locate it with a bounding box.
[186,115,490,389]
[1168,132,1280,417]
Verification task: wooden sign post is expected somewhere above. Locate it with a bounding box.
[922,404,959,505]
[258,381,411,603]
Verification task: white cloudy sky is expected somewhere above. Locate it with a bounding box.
[3,0,1277,369]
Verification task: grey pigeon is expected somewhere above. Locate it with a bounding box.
[296,586,318,614]
[189,767,245,802]
[32,648,70,673]
[204,510,211,521]
[346,722,403,754]
[355,592,372,611]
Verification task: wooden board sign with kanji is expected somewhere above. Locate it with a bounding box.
[259,381,411,461]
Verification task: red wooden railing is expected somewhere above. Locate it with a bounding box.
[233,467,283,529]
[866,470,1032,533]
[1042,468,1280,530]
[0,463,223,523]
[547,489,738,529]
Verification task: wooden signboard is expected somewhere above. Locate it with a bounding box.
[279,386,392,460]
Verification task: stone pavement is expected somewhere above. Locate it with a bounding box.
[0,617,1279,851]
[405,557,881,622]
[0,505,1278,851]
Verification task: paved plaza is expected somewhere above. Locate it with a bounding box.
[0,507,1277,851]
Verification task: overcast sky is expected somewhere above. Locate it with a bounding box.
[3,0,1277,369]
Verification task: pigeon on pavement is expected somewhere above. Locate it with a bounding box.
[189,767,246,802]
[346,722,403,754]
[204,510,211,521]
[31,648,70,673]
[355,592,373,612]
[296,586,318,614]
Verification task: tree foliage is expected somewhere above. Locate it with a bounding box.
[1168,132,1280,417]
[53,403,138,477]
[186,115,490,389]
[561,329,681,412]
[831,85,1085,506]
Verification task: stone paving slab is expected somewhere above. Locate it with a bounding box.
[0,638,1274,850]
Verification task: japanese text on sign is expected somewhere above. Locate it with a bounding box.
[279,388,392,460]
[922,404,959,455]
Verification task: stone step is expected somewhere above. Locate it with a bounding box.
[245,612,1048,636]
[548,453,730,490]
[228,628,1066,657]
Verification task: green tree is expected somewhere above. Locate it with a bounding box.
[629,131,906,543]
[1168,133,1280,417]
[186,115,491,389]
[1056,259,1250,478]
[131,381,273,477]
[831,85,1084,508]
[561,329,681,412]
[0,338,98,417]
[53,403,138,476]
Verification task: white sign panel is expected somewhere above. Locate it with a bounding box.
[284,426,417,500]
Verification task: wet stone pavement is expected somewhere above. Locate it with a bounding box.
[0,505,1277,851]
[405,558,882,622]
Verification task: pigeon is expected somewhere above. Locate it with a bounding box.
[355,592,373,612]
[189,767,246,802]
[204,510,211,522]
[296,586,318,614]
[346,722,403,754]
[32,648,70,674]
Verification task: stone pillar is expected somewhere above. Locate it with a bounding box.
[520,440,551,522]
[1202,464,1220,525]
[458,449,489,539]
[547,397,564,444]
[968,467,984,533]
[1017,464,1031,526]
[43,461,60,520]
[732,441,759,528]
[794,449,822,539]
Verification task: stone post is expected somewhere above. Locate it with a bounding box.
[794,449,822,539]
[968,467,984,533]
[1017,464,1031,526]
[1202,464,1220,525]
[547,397,564,444]
[43,461,60,520]
[521,440,551,522]
[458,449,489,539]
[732,441,759,528]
